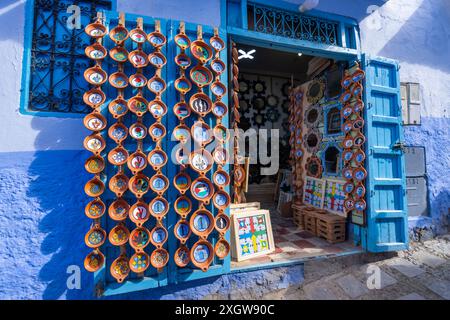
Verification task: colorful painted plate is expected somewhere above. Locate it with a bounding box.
[149,123,166,142]
[85,43,107,60]
[355,199,366,211]
[211,59,226,75]
[354,150,366,164]
[174,33,190,50]
[127,151,147,173]
[210,35,225,52]
[149,197,169,220]
[353,134,366,147]
[351,83,363,98]
[109,198,129,221]
[174,196,192,218]
[213,170,230,189]
[343,120,353,134]
[84,155,105,174]
[149,174,169,195]
[174,220,191,244]
[129,122,147,140]
[344,198,355,211]
[190,93,212,117]
[213,147,228,166]
[83,88,106,108]
[109,46,129,63]
[215,213,230,234]
[148,149,167,170]
[150,225,168,248]
[173,172,191,194]
[109,173,129,197]
[353,167,367,182]
[190,240,213,272]
[84,113,107,131]
[339,91,352,104]
[191,178,214,204]
[84,250,104,272]
[353,117,365,130]
[84,177,105,197]
[147,31,167,48]
[85,226,106,248]
[354,183,366,199]
[342,167,353,180]
[342,105,353,119]
[341,75,352,89]
[108,71,128,89]
[148,99,168,119]
[148,76,166,95]
[109,25,129,44]
[190,40,212,63]
[84,66,107,85]
[344,182,355,194]
[343,136,354,149]
[174,76,192,94]
[129,201,149,226]
[85,22,106,38]
[174,53,191,69]
[129,227,150,251]
[212,190,230,210]
[189,150,213,174]
[128,50,148,68]
[175,146,189,166]
[110,255,130,283]
[190,209,214,238]
[190,65,213,88]
[210,81,227,98]
[173,124,191,143]
[129,252,150,273]
[148,52,167,68]
[174,246,190,268]
[85,198,106,219]
[342,149,354,163]
[128,173,150,198]
[109,223,129,246]
[234,166,246,186]
[108,96,128,118]
[108,122,128,143]
[191,121,213,146]
[150,248,169,269]
[214,239,230,259]
[128,95,148,116]
[212,101,228,118]
[108,146,129,166]
[213,124,229,143]
[173,102,191,120]
[353,99,364,113]
[129,73,148,88]
[129,28,147,43]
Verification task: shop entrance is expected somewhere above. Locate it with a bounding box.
[231,43,362,270]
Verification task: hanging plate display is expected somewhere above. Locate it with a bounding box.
[175,33,190,50]
[173,102,191,120]
[189,150,213,174]
[175,146,189,166]
[148,99,168,119]
[353,167,367,182]
[128,173,150,198]
[150,248,169,269]
[344,198,355,211]
[108,122,128,144]
[109,173,129,197]
[190,66,213,88]
[210,81,227,98]
[191,177,214,204]
[148,76,166,94]
[352,69,365,83]
[191,121,213,146]
[354,150,366,164]
[214,239,230,260]
[129,27,147,43]
[354,199,367,211]
[84,155,105,174]
[343,182,355,194]
[150,225,168,248]
[110,255,130,283]
[109,198,129,221]
[353,134,366,147]
[84,250,104,272]
[342,167,353,180]
[354,183,366,199]
[190,93,212,117]
[212,101,227,119]
[174,246,190,268]
[214,125,230,144]
[85,21,106,38]
[174,53,191,69]
[173,172,191,194]
[129,73,148,88]
[85,43,106,60]
[129,200,149,226]
[190,209,214,238]
[174,220,191,244]
[352,117,365,131]
[212,190,230,211]
[190,40,212,63]
[108,71,128,89]
[129,252,150,273]
[213,170,230,189]
[128,50,148,68]
[174,196,192,218]
[84,66,107,86]
[149,174,169,195]
[351,83,363,98]
[343,136,354,149]
[84,177,105,197]
[342,149,354,163]
[190,240,213,272]
[149,197,169,220]
[109,24,129,44]
[128,95,148,116]
[147,30,167,48]
[341,105,354,119]
[84,113,107,131]
[148,52,167,68]
[85,198,105,219]
[215,213,230,234]
[234,166,245,186]
[343,120,353,134]
[129,122,147,140]
[212,147,228,166]
[211,59,226,75]
[174,77,192,94]
[129,227,151,252]
[339,91,352,104]
[149,123,166,142]
[109,46,129,63]
[109,223,129,246]
[147,149,167,170]
[83,88,106,108]
[210,35,225,52]
[173,124,191,143]
[85,226,106,248]
[353,100,364,113]
[108,146,129,166]
[109,96,128,118]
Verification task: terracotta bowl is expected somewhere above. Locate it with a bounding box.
[84,133,106,154]
[210,59,226,75]
[109,223,130,246]
[174,196,192,218]
[147,149,168,171]
[84,177,105,197]
[109,46,129,63]
[85,198,106,219]
[84,112,107,131]
[108,122,128,144]
[147,31,167,48]
[212,101,228,118]
[147,76,166,95]
[85,225,106,248]
[84,249,105,272]
[210,81,227,98]
[189,93,212,117]
[351,83,363,98]
[210,35,225,52]
[174,53,191,69]
[85,22,106,38]
[354,150,366,164]
[108,198,129,221]
[189,150,213,175]
[129,227,151,252]
[190,240,214,272]
[148,99,168,119]
[173,124,191,143]
[191,121,213,146]
[174,246,190,268]
[215,213,231,234]
[110,255,130,283]
[174,33,190,50]
[85,43,107,60]
[83,88,106,108]
[212,147,229,166]
[342,149,354,163]
[353,133,366,147]
[149,123,166,142]
[354,183,366,199]
[148,52,167,68]
[128,173,150,198]
[213,124,229,143]
[174,76,192,95]
[109,25,129,44]
[108,71,128,89]
[173,102,191,120]
[212,169,230,189]
[129,28,147,44]
[149,197,169,220]
[174,219,191,244]
[84,66,107,86]
[128,73,147,88]
[108,96,128,118]
[190,40,212,63]
[84,155,105,174]
[109,173,129,197]
[128,49,149,68]
[341,105,354,119]
[212,190,231,211]
[342,167,354,181]
[344,182,355,194]
[214,239,230,259]
[129,122,147,140]
[150,248,169,270]
[190,65,213,88]
[190,209,214,239]
[174,146,189,166]
[353,167,367,182]
[129,252,150,273]
[128,95,148,117]
[150,225,168,248]
[190,177,214,204]
[129,200,150,226]
[149,174,169,195]
[108,146,129,166]
[173,171,191,194]
[352,69,365,83]
[127,150,148,174]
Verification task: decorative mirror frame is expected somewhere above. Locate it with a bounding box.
[304,104,322,128]
[321,141,342,177]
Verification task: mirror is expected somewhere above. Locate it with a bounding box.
[324,146,340,175]
[305,156,322,178]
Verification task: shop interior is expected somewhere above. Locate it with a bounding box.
[231,44,361,269]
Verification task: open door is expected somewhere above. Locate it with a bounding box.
[362,56,408,252]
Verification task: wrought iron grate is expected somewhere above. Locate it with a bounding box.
[247,2,340,46]
[29,0,111,113]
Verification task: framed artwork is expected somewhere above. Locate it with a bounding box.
[231,209,275,261]
[323,179,346,216]
[303,177,325,208]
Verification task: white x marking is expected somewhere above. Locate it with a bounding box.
[238,49,256,60]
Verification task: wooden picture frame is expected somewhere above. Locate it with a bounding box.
[230,209,275,262]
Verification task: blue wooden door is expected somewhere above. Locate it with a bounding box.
[362,56,408,252]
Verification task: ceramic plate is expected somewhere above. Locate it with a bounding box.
[84,113,107,131]
[129,227,150,251]
[110,255,129,283]
[148,76,166,94]
[173,172,191,194]
[148,52,167,68]
[149,174,169,194]
[108,122,128,143]
[189,150,213,174]
[85,198,105,219]
[174,196,192,217]
[148,100,168,119]
[150,225,168,248]
[109,46,128,63]
[173,125,191,142]
[213,170,230,189]
[109,173,129,197]
[128,173,150,198]
[150,248,169,269]
[109,224,129,246]
[85,226,106,248]
[190,66,213,88]
[189,93,212,116]
[83,134,105,154]
[129,73,147,88]
[173,102,191,120]
[127,151,147,173]
[174,77,192,94]
[84,155,105,174]
[191,40,212,63]
[109,97,128,118]
[128,50,148,68]
[149,197,169,219]
[174,246,190,268]
[190,241,213,271]
[190,209,214,238]
[108,147,129,166]
[108,198,129,221]
[149,123,166,141]
[84,250,104,272]
[129,201,149,226]
[129,252,150,273]
[129,123,147,140]
[215,213,230,234]
[128,96,148,116]
[190,178,214,203]
[174,220,191,243]
[148,149,167,170]
[84,177,104,197]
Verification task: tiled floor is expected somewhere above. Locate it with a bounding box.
[231,209,360,269]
